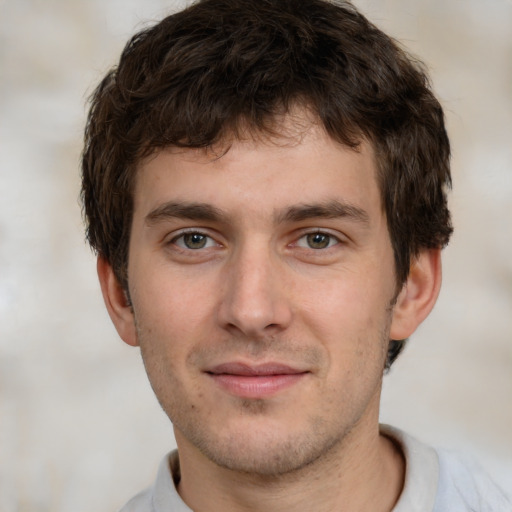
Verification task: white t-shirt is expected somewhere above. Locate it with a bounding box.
[119,426,511,511]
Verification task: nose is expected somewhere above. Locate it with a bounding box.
[217,243,292,338]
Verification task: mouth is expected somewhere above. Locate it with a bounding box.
[205,362,309,399]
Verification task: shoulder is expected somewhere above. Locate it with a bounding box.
[434,449,512,511]
[381,425,511,512]
[118,450,191,512]
[118,488,153,512]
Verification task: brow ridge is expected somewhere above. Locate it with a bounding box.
[145,201,226,225]
[276,200,370,225]
[145,199,370,227]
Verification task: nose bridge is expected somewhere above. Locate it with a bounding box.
[218,237,290,335]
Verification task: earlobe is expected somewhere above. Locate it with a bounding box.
[390,249,442,341]
[97,257,139,347]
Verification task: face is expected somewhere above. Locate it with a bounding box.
[120,121,406,475]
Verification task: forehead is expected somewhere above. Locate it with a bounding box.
[132,119,381,222]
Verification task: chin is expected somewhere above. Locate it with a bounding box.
[178,414,347,477]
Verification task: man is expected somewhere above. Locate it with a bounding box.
[81,0,510,510]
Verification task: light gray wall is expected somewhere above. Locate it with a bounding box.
[1,1,511,510]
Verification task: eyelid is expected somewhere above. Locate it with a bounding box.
[167,228,222,249]
[291,228,345,248]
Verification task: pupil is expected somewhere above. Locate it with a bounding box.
[308,233,329,249]
[185,233,207,249]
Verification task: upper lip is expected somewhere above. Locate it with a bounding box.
[206,362,307,376]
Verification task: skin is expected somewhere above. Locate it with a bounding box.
[98,117,441,512]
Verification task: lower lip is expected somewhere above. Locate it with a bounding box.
[209,373,306,399]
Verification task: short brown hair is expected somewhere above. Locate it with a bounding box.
[81,0,453,366]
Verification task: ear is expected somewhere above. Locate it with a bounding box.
[97,256,139,347]
[390,249,442,340]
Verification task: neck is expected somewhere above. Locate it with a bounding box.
[175,423,404,512]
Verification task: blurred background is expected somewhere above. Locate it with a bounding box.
[0,0,511,510]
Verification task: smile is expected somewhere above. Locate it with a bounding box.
[206,362,309,399]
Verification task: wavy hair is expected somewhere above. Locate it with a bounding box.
[81,0,453,367]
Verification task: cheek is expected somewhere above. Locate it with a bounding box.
[132,264,217,334]
[301,271,384,327]
[299,273,391,365]
[130,266,222,389]
[134,302,206,417]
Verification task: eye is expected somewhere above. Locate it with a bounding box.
[296,232,340,250]
[173,232,217,250]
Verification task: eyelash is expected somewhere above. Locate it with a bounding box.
[167,229,342,252]
[169,230,220,250]
[294,231,341,250]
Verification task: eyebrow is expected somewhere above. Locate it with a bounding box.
[145,201,227,225]
[276,200,370,226]
[145,199,370,227]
